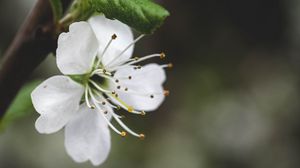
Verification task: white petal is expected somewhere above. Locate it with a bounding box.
[57,22,99,75]
[110,64,166,111]
[88,15,134,67]
[65,105,111,166]
[31,76,84,133]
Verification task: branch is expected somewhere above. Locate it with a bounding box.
[0,0,72,117]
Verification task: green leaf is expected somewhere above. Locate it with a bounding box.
[50,0,63,23]
[90,0,170,34]
[0,80,41,130]
[65,0,170,34]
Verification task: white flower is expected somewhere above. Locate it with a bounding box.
[31,15,170,166]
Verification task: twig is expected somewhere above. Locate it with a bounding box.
[0,0,71,117]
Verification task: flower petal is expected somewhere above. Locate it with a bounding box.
[31,75,84,134]
[57,22,99,75]
[65,105,111,166]
[88,15,134,68]
[110,64,166,111]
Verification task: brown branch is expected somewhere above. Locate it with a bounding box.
[0,0,72,117]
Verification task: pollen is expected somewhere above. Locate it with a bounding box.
[112,34,117,39]
[164,90,170,96]
[128,106,134,112]
[139,134,145,140]
[160,52,166,59]
[121,131,127,137]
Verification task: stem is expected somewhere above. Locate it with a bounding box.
[0,0,72,117]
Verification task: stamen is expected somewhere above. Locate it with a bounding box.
[112,54,163,70]
[90,69,112,77]
[106,34,145,67]
[85,85,95,109]
[89,80,111,93]
[161,63,173,69]
[96,34,117,68]
[107,94,145,115]
[112,112,143,138]
[90,92,126,136]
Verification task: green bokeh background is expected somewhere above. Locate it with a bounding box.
[1,0,300,168]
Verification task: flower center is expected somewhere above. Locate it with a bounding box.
[79,33,172,139]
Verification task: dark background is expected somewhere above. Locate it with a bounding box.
[1,0,300,168]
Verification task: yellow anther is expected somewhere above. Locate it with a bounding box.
[112,91,116,94]
[164,90,170,96]
[121,131,127,137]
[112,34,117,39]
[160,52,166,59]
[90,105,95,109]
[127,106,134,112]
[134,56,139,61]
[168,63,173,69]
[139,134,145,140]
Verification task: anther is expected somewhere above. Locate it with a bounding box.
[137,65,142,69]
[160,52,166,59]
[102,102,106,105]
[164,90,170,96]
[168,63,173,69]
[121,131,127,137]
[112,34,117,39]
[104,111,108,114]
[128,106,134,112]
[117,86,121,89]
[125,87,128,91]
[150,95,154,99]
[112,91,116,94]
[139,134,145,140]
[90,105,95,109]
[128,76,132,80]
[141,111,146,116]
[115,94,119,97]
[134,56,139,61]
[115,79,119,83]
[117,106,121,110]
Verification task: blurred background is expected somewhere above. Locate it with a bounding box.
[1,0,300,167]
